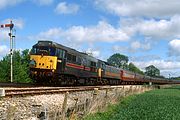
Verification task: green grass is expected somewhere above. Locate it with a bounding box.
[84,86,180,120]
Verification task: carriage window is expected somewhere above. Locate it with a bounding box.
[77,57,82,65]
[82,58,87,66]
[67,53,71,61]
[90,61,96,67]
[62,51,66,58]
[98,62,103,68]
[67,53,76,62]
[72,55,76,62]
[102,63,106,69]
[90,61,97,72]
[56,49,65,58]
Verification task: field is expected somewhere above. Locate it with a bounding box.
[84,85,180,120]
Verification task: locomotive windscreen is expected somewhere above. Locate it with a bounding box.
[31,46,56,56]
[37,41,52,46]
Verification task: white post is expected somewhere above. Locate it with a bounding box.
[9,21,13,83]
[0,21,14,83]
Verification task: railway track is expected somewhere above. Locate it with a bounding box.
[0,82,157,97]
[2,85,121,97]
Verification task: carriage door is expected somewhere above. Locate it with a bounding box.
[98,62,105,78]
[56,49,66,73]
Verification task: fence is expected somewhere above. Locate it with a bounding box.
[0,85,155,120]
[36,85,154,120]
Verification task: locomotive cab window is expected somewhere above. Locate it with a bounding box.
[31,46,56,56]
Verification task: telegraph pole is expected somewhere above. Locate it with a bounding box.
[0,20,14,82]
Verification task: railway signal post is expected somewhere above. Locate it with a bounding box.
[0,20,14,83]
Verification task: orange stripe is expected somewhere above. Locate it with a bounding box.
[85,67,90,71]
[122,77,135,81]
[105,71,120,77]
[66,63,84,70]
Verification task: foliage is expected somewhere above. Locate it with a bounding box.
[145,65,160,77]
[0,49,32,83]
[157,75,166,78]
[0,57,10,82]
[171,77,180,80]
[128,62,144,75]
[107,53,129,69]
[84,86,180,120]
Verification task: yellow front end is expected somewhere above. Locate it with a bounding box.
[29,55,58,83]
[30,55,57,70]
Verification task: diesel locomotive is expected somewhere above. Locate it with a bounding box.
[29,41,180,85]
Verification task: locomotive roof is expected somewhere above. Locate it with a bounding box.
[34,40,98,62]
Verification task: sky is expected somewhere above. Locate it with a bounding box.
[0,0,180,77]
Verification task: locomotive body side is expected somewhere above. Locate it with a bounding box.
[104,65,120,79]
[29,40,180,85]
[121,70,135,81]
[134,73,145,83]
[29,40,100,84]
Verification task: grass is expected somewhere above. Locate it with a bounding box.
[84,85,180,120]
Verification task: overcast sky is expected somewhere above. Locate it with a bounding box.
[0,0,180,77]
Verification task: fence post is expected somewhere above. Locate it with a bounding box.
[61,92,69,120]
[84,98,90,116]
[89,88,99,113]
[93,88,99,99]
[132,86,134,94]
[115,87,118,100]
[141,86,143,93]
[136,86,138,93]
[69,97,78,120]
[130,86,132,95]
[139,86,142,93]
[123,85,126,97]
[105,88,108,105]
[134,86,137,93]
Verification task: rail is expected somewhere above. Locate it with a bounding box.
[2,85,121,97]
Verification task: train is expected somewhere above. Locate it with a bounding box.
[29,41,180,85]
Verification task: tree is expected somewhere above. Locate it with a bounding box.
[13,50,32,83]
[145,65,160,77]
[171,77,180,80]
[0,56,10,82]
[0,49,32,83]
[128,62,144,75]
[107,53,129,69]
